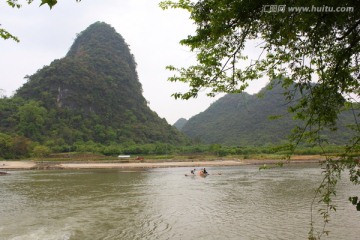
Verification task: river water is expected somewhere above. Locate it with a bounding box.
[0,164,359,240]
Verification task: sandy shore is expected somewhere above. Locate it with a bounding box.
[0,156,324,170]
[0,161,37,170]
[59,160,248,169]
[0,160,246,170]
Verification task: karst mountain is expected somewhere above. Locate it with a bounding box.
[178,83,357,146]
[0,22,187,145]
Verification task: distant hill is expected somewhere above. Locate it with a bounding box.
[0,22,187,145]
[181,83,357,146]
[173,118,188,130]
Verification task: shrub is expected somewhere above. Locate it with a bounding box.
[32,145,51,158]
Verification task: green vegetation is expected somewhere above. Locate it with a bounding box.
[0,22,188,154]
[0,131,349,161]
[161,1,360,238]
[180,82,358,145]
[2,0,359,237]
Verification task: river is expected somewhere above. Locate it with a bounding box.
[0,164,359,239]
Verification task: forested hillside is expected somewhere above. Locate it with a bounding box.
[180,83,357,146]
[173,118,188,130]
[0,22,187,158]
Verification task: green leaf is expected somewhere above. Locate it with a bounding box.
[0,28,19,42]
[40,0,58,9]
[350,196,358,205]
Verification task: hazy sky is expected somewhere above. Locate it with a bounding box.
[0,0,268,124]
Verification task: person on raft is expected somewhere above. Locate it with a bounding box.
[190,168,196,174]
[203,168,208,174]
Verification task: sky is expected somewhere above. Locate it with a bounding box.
[0,0,268,124]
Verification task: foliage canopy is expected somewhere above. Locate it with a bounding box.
[160,0,359,135]
[161,0,360,238]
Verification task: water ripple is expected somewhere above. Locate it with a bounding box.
[1,166,359,240]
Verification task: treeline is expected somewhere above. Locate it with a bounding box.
[0,131,345,160]
[0,96,187,147]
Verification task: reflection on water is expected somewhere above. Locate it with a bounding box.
[0,164,359,240]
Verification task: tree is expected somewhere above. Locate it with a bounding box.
[161,0,360,238]
[2,0,81,42]
[32,145,51,158]
[11,135,31,158]
[0,132,12,158]
[18,101,48,141]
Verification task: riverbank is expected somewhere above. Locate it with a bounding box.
[0,155,325,170]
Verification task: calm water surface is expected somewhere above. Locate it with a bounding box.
[0,164,359,240]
